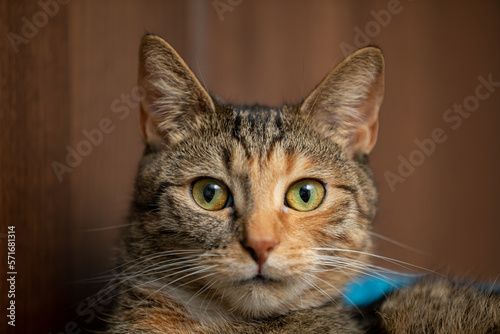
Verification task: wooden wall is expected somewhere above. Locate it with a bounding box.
[1,0,499,332]
[1,1,71,332]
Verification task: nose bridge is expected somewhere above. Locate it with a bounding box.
[240,157,283,269]
[245,156,282,240]
[246,208,280,240]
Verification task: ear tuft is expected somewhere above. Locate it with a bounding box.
[301,47,385,157]
[138,34,214,150]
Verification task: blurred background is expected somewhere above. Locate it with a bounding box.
[1,0,500,333]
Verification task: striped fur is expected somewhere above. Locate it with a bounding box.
[107,35,499,333]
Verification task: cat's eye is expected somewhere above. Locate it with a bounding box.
[285,179,325,212]
[192,178,230,211]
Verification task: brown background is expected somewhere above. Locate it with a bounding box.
[1,0,500,333]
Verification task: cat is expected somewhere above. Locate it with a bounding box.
[106,33,500,333]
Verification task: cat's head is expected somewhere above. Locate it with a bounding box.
[123,34,384,320]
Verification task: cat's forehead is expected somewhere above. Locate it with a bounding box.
[150,104,346,186]
[160,104,345,181]
[229,105,287,157]
[224,104,342,162]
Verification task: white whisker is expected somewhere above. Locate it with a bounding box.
[141,265,218,304]
[369,231,427,255]
[305,272,361,313]
[312,247,437,274]
[82,223,139,232]
[301,275,336,305]
[75,249,206,284]
[187,279,218,305]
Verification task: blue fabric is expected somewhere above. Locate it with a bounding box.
[342,272,500,307]
[342,272,421,307]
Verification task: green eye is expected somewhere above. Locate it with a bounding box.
[192,178,230,211]
[285,179,325,212]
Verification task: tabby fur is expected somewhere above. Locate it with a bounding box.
[106,34,499,334]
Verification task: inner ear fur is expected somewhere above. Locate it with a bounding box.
[300,47,385,157]
[138,34,215,151]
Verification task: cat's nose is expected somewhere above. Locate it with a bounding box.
[243,237,278,268]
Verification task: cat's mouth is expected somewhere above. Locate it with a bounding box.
[237,274,280,286]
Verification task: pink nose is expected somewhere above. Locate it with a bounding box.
[243,238,278,269]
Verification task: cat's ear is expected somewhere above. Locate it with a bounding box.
[300,47,384,157]
[138,34,215,150]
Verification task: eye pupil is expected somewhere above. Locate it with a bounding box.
[192,178,230,211]
[203,184,217,203]
[299,185,311,203]
[285,179,325,212]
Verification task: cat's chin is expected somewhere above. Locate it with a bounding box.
[217,275,327,319]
